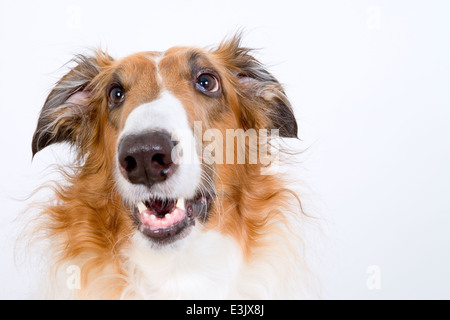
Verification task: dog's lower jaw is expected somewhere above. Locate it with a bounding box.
[131,193,213,246]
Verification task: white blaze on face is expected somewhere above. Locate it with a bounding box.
[115,91,202,204]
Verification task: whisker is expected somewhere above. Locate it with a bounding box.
[199,165,226,227]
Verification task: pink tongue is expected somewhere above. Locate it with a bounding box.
[148,199,176,217]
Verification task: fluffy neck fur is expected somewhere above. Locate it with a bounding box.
[35,151,313,299]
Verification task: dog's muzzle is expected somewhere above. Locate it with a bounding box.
[117,130,212,245]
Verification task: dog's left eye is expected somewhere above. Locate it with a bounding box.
[108,84,125,108]
[196,72,221,96]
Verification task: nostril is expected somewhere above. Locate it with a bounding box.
[151,153,173,168]
[124,156,137,172]
[152,153,166,166]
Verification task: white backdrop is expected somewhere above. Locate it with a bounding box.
[1,0,449,299]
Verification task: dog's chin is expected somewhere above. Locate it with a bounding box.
[131,193,213,246]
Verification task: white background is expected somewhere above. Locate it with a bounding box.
[1,0,449,299]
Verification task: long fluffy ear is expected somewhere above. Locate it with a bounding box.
[214,35,298,138]
[31,52,112,157]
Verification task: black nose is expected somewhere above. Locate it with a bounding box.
[118,131,178,187]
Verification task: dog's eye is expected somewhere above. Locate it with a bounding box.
[108,84,125,108]
[196,72,221,96]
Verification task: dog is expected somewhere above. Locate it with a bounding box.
[30,35,315,299]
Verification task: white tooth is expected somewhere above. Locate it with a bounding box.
[137,202,147,213]
[165,213,171,219]
[150,214,156,220]
[176,198,185,210]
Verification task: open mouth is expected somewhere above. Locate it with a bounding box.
[133,193,212,245]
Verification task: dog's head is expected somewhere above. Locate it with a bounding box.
[32,36,298,247]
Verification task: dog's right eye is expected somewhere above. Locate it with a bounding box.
[108,84,125,109]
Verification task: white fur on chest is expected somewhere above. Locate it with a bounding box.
[121,217,314,300]
[122,227,244,299]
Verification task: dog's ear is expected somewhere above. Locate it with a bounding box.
[32,52,112,157]
[214,35,298,138]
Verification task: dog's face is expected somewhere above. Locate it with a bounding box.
[32,36,298,247]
